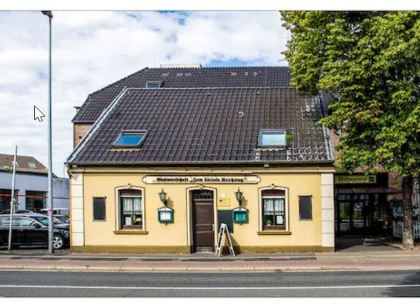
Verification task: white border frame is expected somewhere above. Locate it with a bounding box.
[3,0,417,10]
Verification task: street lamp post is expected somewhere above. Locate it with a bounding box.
[7,145,18,252]
[41,10,54,254]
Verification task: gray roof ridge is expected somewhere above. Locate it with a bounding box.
[88,67,148,97]
[124,86,296,91]
[87,66,289,96]
[146,65,289,69]
[67,87,129,164]
[71,86,299,124]
[71,68,148,123]
[0,153,38,160]
[319,96,335,161]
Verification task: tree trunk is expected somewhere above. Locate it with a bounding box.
[402,175,414,249]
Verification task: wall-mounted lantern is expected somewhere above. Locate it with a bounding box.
[233,207,248,224]
[158,189,168,206]
[233,188,248,223]
[235,188,243,207]
[158,189,174,224]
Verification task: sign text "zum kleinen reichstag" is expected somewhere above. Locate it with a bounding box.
[142,176,261,184]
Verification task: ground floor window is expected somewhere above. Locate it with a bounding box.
[262,189,286,230]
[336,192,388,234]
[0,189,18,212]
[93,197,106,221]
[299,196,312,220]
[119,189,143,229]
[25,190,46,212]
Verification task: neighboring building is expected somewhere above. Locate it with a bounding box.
[334,172,400,235]
[329,133,418,236]
[67,66,336,253]
[0,154,69,212]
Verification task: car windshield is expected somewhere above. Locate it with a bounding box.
[54,216,68,223]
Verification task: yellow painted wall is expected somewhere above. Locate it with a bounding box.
[73,166,331,252]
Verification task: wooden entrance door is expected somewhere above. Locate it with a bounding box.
[191,190,214,252]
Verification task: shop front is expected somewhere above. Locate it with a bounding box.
[69,167,335,253]
[334,173,399,235]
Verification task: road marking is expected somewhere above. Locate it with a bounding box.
[0,284,419,290]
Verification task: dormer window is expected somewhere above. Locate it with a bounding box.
[113,131,147,147]
[145,81,162,88]
[258,129,287,147]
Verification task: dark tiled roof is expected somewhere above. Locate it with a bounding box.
[72,67,292,123]
[0,154,48,174]
[68,87,333,165]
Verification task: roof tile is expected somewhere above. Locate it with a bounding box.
[72,67,292,123]
[69,87,331,165]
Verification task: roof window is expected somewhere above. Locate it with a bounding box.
[145,81,162,88]
[113,131,147,147]
[28,162,37,169]
[258,129,287,147]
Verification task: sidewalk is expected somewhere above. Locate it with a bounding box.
[1,249,420,272]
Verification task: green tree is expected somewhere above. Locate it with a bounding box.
[281,11,420,248]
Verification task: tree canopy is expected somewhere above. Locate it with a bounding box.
[281,11,420,176]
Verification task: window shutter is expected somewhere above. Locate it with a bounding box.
[299,196,312,220]
[93,197,106,221]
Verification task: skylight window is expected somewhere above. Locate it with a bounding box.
[28,162,37,169]
[145,81,162,88]
[113,131,147,147]
[258,130,287,147]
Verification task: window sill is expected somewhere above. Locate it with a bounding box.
[257,231,291,235]
[114,230,148,235]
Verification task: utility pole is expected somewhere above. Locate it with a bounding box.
[42,10,54,254]
[7,146,18,252]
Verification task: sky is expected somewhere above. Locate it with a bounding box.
[0,11,290,177]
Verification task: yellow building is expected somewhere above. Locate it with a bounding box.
[67,66,335,253]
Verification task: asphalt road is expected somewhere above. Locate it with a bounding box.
[0,270,419,297]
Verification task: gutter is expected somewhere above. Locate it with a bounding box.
[67,159,335,168]
[319,94,334,161]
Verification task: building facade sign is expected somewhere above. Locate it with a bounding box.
[218,197,231,207]
[335,175,377,184]
[142,175,261,184]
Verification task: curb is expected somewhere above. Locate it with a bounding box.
[1,265,420,273]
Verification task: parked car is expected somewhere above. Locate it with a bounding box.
[0,214,69,249]
[39,209,70,224]
[40,208,69,216]
[0,209,33,215]
[53,215,70,224]
[29,214,69,227]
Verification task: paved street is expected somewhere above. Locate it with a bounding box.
[0,270,419,297]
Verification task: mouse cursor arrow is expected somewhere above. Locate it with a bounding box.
[34,105,46,122]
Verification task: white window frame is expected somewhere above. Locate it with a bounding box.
[259,187,289,231]
[258,129,287,147]
[145,81,162,88]
[115,186,146,231]
[112,130,147,148]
